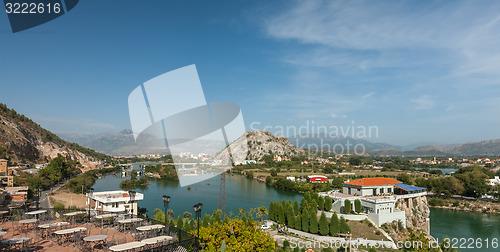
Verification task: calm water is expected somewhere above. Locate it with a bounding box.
[415,167,458,174]
[430,208,500,251]
[92,172,302,218]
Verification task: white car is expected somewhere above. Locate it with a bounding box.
[260,225,271,230]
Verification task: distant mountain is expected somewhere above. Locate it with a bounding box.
[287,135,398,152]
[412,139,500,156]
[0,103,108,166]
[60,129,172,156]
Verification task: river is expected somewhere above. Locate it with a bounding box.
[92,171,302,218]
[93,168,499,250]
[430,208,500,251]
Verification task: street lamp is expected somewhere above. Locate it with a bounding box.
[128,190,136,216]
[193,203,203,239]
[87,187,94,221]
[35,187,42,210]
[162,195,171,225]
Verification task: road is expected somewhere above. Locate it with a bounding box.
[38,178,72,209]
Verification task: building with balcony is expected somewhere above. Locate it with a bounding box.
[87,190,144,215]
[320,177,427,228]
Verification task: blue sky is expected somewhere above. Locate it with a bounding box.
[1,0,500,146]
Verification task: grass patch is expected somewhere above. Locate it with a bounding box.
[350,220,388,241]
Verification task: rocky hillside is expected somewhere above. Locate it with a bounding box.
[239,130,304,161]
[395,196,430,233]
[0,103,108,167]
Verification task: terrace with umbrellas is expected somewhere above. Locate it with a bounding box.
[0,188,201,251]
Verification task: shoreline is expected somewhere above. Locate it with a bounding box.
[427,195,500,214]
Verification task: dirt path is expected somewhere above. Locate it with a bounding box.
[49,188,87,209]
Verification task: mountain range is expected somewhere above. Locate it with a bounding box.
[59,128,500,157]
[0,103,108,166]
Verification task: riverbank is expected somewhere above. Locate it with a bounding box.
[427,195,500,214]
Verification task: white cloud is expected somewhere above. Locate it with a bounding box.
[329,113,347,119]
[411,95,435,110]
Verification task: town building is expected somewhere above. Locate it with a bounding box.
[0,159,8,175]
[307,175,328,183]
[87,190,144,215]
[4,186,29,208]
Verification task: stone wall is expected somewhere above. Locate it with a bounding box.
[395,195,430,233]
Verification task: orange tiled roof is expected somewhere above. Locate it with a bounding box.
[345,177,402,186]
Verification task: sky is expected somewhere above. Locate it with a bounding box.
[1,0,500,146]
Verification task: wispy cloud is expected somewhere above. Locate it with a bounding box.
[411,95,435,110]
[32,115,116,134]
[264,0,500,77]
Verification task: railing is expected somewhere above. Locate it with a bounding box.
[395,191,427,199]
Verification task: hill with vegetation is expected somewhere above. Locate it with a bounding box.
[0,103,109,166]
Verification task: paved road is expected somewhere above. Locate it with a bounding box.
[38,178,71,209]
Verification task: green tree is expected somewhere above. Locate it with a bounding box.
[339,217,350,234]
[202,213,209,228]
[182,211,192,219]
[198,218,275,251]
[153,208,165,222]
[329,212,339,236]
[176,215,184,230]
[349,156,362,166]
[325,197,333,211]
[277,204,285,224]
[397,173,415,185]
[319,212,329,236]
[344,199,351,214]
[166,209,174,220]
[309,211,318,234]
[318,196,325,210]
[293,200,300,214]
[269,201,275,221]
[354,199,362,213]
[295,214,301,231]
[331,177,345,189]
[301,209,309,232]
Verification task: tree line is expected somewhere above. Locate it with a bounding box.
[268,191,350,236]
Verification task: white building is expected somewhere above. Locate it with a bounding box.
[87,190,144,215]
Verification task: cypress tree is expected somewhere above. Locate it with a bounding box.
[311,199,318,210]
[319,212,329,235]
[324,197,333,211]
[301,209,309,232]
[318,196,325,210]
[300,198,307,213]
[278,204,285,224]
[330,212,339,236]
[309,210,318,234]
[295,214,301,230]
[339,217,351,234]
[354,199,362,213]
[344,199,351,214]
[293,200,300,214]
